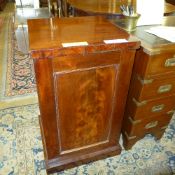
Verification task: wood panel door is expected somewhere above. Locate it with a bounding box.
[33,50,136,173]
[28,16,140,173]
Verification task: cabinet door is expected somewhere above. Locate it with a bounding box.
[55,65,117,151]
[34,50,136,173]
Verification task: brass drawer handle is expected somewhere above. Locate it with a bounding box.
[161,126,168,130]
[132,98,147,107]
[151,104,164,112]
[128,116,141,125]
[157,84,172,93]
[137,75,154,85]
[145,121,158,129]
[165,57,175,67]
[124,132,137,140]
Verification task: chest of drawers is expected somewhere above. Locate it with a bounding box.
[122,16,175,149]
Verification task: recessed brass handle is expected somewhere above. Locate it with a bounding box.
[145,121,158,129]
[128,116,141,124]
[132,98,147,107]
[151,104,164,112]
[137,75,154,85]
[165,57,175,67]
[124,132,137,140]
[157,84,172,93]
[161,126,168,130]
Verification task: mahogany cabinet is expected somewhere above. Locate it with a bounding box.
[121,16,175,149]
[27,16,139,173]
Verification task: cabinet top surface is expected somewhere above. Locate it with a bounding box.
[27,16,138,51]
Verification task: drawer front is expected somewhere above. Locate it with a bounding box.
[134,49,175,78]
[122,129,165,149]
[147,52,175,76]
[130,74,175,101]
[122,113,172,137]
[126,95,175,120]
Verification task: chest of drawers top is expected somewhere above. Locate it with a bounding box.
[133,16,175,54]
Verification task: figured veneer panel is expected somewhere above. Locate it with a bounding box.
[54,65,117,153]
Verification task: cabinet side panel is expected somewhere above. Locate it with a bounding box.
[54,65,118,153]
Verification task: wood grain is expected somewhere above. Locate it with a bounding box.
[122,16,175,150]
[28,16,140,173]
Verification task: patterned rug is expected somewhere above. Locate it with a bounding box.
[0,13,37,109]
[0,104,175,175]
[5,34,36,97]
